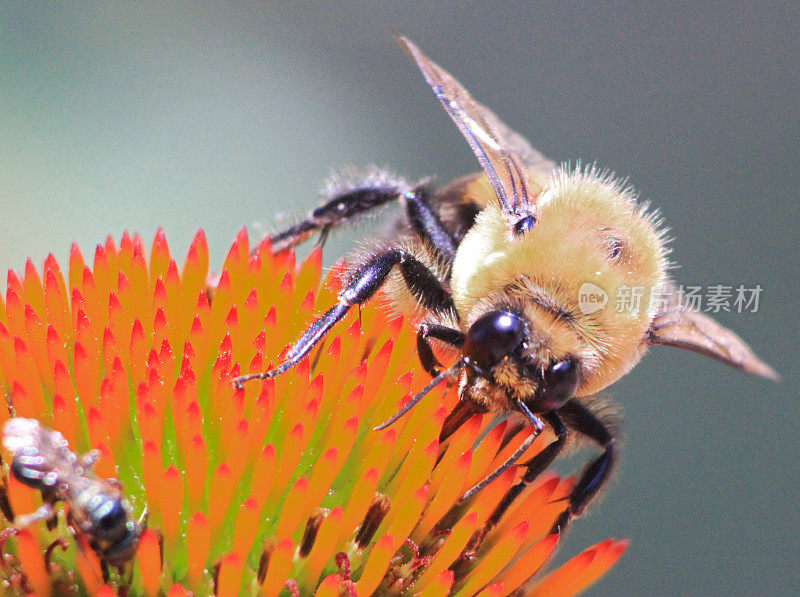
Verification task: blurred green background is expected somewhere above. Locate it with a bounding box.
[1,3,798,595]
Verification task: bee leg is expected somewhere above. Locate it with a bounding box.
[235,249,454,384]
[416,323,465,376]
[78,449,100,470]
[403,186,457,260]
[549,400,616,534]
[487,412,567,527]
[456,411,565,562]
[269,171,421,252]
[489,412,564,520]
[14,503,55,528]
[270,169,458,259]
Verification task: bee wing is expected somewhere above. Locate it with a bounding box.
[2,418,41,453]
[646,283,778,380]
[474,99,556,177]
[399,37,554,218]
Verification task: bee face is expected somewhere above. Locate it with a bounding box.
[460,309,581,412]
[452,168,668,398]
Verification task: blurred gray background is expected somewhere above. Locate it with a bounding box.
[1,3,798,595]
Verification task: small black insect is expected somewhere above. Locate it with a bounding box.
[2,418,141,567]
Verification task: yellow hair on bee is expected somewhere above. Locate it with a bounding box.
[451,165,668,396]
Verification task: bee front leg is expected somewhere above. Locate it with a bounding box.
[416,323,465,376]
[458,411,566,563]
[235,249,455,385]
[484,411,568,530]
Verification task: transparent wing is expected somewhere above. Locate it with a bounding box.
[647,282,778,379]
[399,36,553,218]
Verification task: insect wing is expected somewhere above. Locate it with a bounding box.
[399,36,553,218]
[647,283,778,379]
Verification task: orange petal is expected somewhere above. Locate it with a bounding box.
[354,532,395,595]
[260,538,294,597]
[526,545,599,597]
[418,570,455,597]
[137,529,162,597]
[300,506,344,590]
[186,512,211,587]
[15,528,48,596]
[216,552,243,597]
[456,520,529,595]
[493,532,560,593]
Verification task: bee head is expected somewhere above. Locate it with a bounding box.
[86,496,141,566]
[462,310,580,412]
[98,519,141,567]
[88,497,130,543]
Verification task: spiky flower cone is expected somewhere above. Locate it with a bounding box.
[0,229,626,595]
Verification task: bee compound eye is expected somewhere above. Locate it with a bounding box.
[513,215,537,235]
[538,357,580,411]
[91,499,129,542]
[463,311,525,370]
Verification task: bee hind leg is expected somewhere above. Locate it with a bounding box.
[269,168,459,261]
[269,171,409,252]
[403,186,457,260]
[549,400,616,534]
[269,170,436,253]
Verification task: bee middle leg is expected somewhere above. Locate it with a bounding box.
[235,248,456,384]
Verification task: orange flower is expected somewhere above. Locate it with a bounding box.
[0,229,626,595]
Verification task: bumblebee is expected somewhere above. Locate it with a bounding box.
[235,37,776,536]
[1,418,141,567]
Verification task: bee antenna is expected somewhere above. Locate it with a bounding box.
[137,506,149,528]
[459,401,545,502]
[373,361,464,431]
